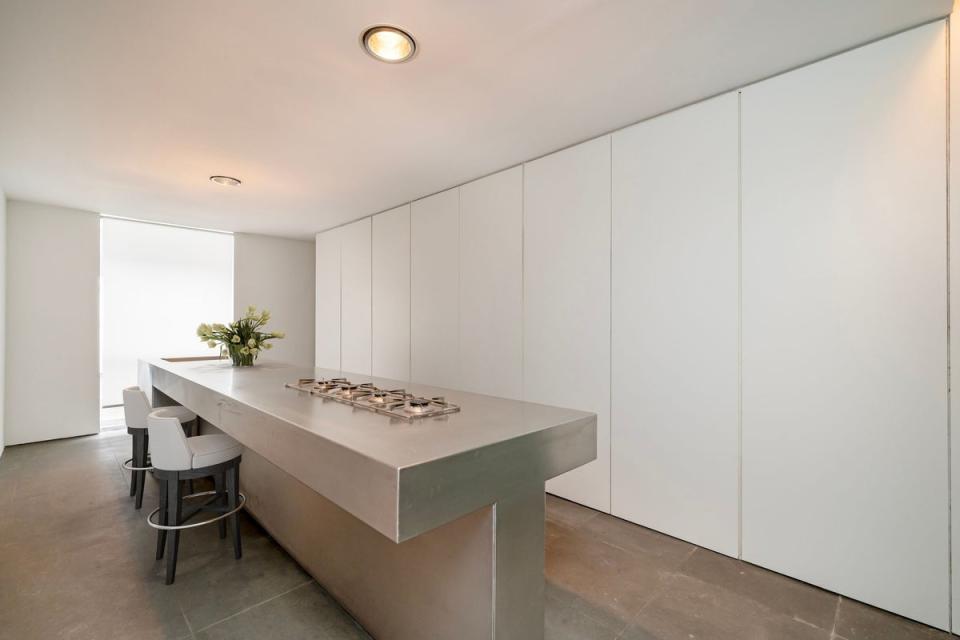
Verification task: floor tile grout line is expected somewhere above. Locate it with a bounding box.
[829,595,842,639]
[615,574,674,639]
[110,450,131,488]
[180,602,195,638]
[191,578,316,633]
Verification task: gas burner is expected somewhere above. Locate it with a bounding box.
[367,390,393,404]
[285,380,460,421]
[405,398,432,414]
[336,384,366,399]
[314,378,346,391]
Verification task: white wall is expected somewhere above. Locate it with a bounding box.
[742,21,947,628]
[315,229,341,370]
[5,201,99,445]
[611,92,740,556]
[524,139,611,513]
[0,191,5,458]
[411,189,460,387]
[950,10,960,632]
[234,233,315,367]
[314,20,954,629]
[459,168,523,400]
[339,219,372,375]
[102,219,234,406]
[372,205,411,381]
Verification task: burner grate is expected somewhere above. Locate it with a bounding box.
[286,379,460,421]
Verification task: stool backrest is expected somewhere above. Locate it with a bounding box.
[122,386,152,430]
[147,408,193,471]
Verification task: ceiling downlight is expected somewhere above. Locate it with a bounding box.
[362,25,417,63]
[209,175,241,187]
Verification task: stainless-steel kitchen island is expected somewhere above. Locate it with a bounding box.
[139,357,597,640]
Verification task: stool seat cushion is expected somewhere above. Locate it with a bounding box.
[163,405,198,425]
[188,434,243,469]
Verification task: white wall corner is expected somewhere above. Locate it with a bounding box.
[234,232,316,367]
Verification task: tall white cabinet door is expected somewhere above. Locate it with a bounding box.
[339,218,372,376]
[952,12,960,634]
[411,188,460,387]
[372,205,411,382]
[524,136,611,512]
[611,93,739,556]
[459,167,523,400]
[742,23,948,629]
[315,228,341,370]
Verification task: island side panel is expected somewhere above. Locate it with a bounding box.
[240,447,495,640]
[494,484,546,640]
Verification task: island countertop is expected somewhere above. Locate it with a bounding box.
[140,357,597,543]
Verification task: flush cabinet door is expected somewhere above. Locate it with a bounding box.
[315,228,341,370]
[611,92,739,556]
[372,205,411,382]
[950,13,960,635]
[339,218,372,376]
[411,188,460,387]
[524,136,611,513]
[459,167,523,400]
[741,22,948,629]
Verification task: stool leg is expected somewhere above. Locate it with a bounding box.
[185,420,197,495]
[129,432,139,497]
[214,472,227,539]
[165,473,182,585]
[226,463,242,560]
[134,433,148,510]
[156,477,168,560]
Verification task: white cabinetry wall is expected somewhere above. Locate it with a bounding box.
[315,227,341,370]
[410,189,460,387]
[611,92,740,556]
[459,167,523,400]
[314,20,954,629]
[339,219,372,375]
[951,13,960,635]
[372,205,411,382]
[524,137,612,513]
[741,21,948,629]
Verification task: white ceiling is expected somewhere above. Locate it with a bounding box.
[0,0,951,239]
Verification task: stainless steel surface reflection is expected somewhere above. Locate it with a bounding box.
[141,357,597,542]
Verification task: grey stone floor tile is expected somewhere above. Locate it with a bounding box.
[546,518,679,620]
[546,581,629,640]
[678,548,838,630]
[546,493,600,529]
[1,433,954,640]
[170,514,312,631]
[195,581,371,640]
[579,514,695,566]
[619,573,830,640]
[834,597,952,640]
[0,530,192,640]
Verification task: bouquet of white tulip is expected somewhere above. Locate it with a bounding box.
[197,306,285,367]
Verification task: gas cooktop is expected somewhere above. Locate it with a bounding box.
[284,377,461,421]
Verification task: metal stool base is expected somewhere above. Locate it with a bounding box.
[122,457,154,472]
[147,490,246,530]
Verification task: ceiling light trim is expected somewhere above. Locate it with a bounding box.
[209,175,242,187]
[361,25,418,63]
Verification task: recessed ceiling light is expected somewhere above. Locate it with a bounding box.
[210,175,241,186]
[361,25,416,63]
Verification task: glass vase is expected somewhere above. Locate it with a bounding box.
[228,345,255,367]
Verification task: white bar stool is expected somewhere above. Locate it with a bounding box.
[146,407,245,585]
[122,386,197,509]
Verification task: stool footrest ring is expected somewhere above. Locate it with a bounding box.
[146,490,247,531]
[123,457,154,472]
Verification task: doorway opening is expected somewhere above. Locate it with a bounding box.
[99,217,233,429]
